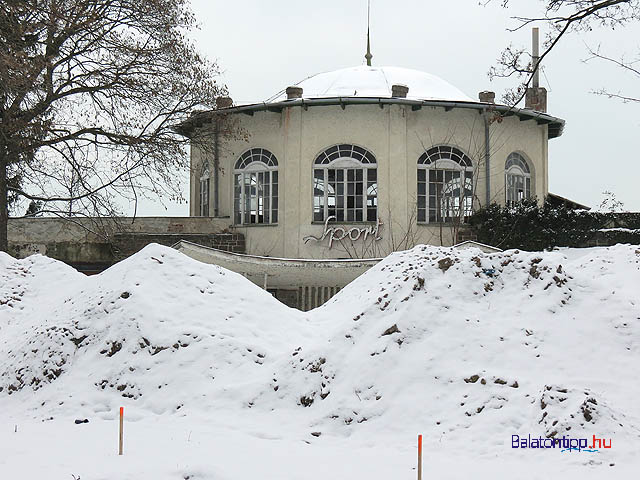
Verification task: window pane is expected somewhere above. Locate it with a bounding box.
[316,163,377,223]
[234,174,241,224]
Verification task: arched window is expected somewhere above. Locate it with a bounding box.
[505,152,531,204]
[313,144,377,222]
[417,145,474,223]
[233,148,278,225]
[199,165,210,217]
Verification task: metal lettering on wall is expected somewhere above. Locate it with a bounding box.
[303,216,383,249]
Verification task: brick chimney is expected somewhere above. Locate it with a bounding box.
[478,91,495,103]
[391,84,409,98]
[215,96,233,109]
[286,86,303,100]
[525,27,547,112]
[525,88,547,112]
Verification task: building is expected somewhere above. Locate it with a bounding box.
[7,30,574,310]
[179,62,564,262]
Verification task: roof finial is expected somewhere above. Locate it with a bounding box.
[365,0,372,66]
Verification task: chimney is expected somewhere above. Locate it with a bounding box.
[479,91,495,103]
[286,86,303,100]
[525,27,547,112]
[391,84,409,98]
[215,96,233,109]
[532,27,540,89]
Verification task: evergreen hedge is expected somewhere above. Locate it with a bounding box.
[468,198,640,251]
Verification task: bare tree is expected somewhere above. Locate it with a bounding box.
[488,0,640,105]
[585,44,640,102]
[598,190,627,212]
[0,0,225,252]
[329,204,422,259]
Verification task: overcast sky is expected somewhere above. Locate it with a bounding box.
[139,0,640,215]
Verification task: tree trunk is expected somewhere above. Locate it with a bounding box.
[0,144,8,253]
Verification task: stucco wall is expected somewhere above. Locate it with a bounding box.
[191,103,551,259]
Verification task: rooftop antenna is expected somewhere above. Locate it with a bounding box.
[365,0,373,66]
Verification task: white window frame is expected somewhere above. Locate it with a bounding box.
[233,148,278,225]
[505,152,531,204]
[417,146,474,223]
[313,144,377,223]
[199,168,210,217]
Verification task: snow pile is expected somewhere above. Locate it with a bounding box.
[1,244,640,479]
[256,246,640,446]
[0,246,307,417]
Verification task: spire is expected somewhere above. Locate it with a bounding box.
[365,0,372,66]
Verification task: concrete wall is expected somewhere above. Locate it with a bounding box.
[191,103,551,259]
[8,217,243,270]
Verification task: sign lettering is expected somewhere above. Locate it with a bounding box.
[303,216,383,249]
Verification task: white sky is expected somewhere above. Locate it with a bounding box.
[139,0,640,214]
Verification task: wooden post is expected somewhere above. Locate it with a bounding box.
[119,407,124,455]
[418,434,422,480]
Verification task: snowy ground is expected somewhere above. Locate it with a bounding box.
[1,243,639,479]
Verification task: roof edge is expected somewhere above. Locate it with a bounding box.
[547,193,591,211]
[177,97,565,139]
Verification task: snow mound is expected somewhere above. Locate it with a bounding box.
[0,245,306,416]
[2,243,640,476]
[251,245,640,447]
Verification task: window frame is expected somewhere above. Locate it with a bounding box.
[417,145,475,224]
[233,148,279,225]
[505,152,531,205]
[199,166,210,217]
[312,144,378,223]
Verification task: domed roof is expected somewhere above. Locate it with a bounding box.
[267,65,474,103]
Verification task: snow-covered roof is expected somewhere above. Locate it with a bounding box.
[266,65,474,103]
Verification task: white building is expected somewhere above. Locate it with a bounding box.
[180,64,563,262]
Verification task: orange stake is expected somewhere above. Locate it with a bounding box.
[119,407,124,455]
[418,434,423,480]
